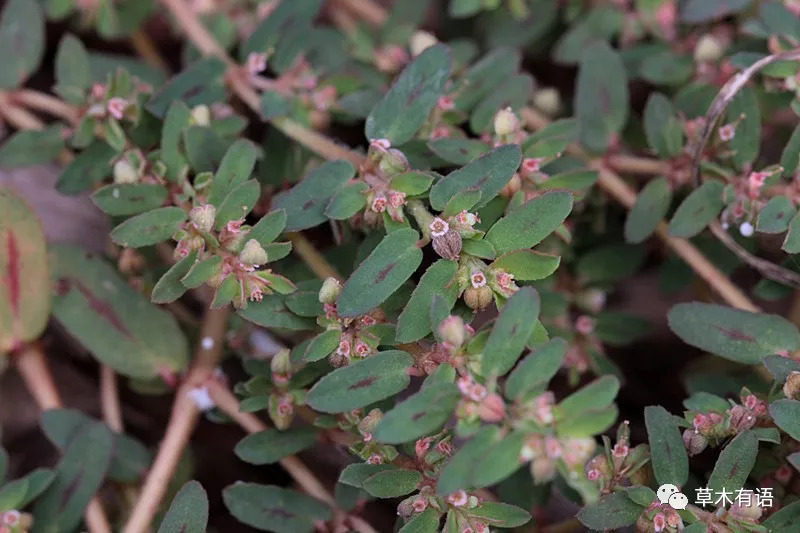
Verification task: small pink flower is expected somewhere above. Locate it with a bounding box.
[666,509,681,527]
[470,271,487,288]
[370,138,391,151]
[277,399,292,417]
[545,437,562,459]
[415,437,432,457]
[719,123,736,142]
[371,194,388,213]
[367,454,383,464]
[693,413,708,430]
[360,315,377,326]
[337,339,351,357]
[653,513,666,532]
[437,440,453,455]
[612,443,629,458]
[468,383,488,402]
[2,511,20,526]
[429,217,449,237]
[311,86,337,111]
[412,498,428,512]
[457,375,473,395]
[362,432,373,442]
[522,157,543,175]
[473,524,488,533]
[775,464,793,484]
[430,125,451,139]
[107,97,127,120]
[447,490,469,507]
[388,190,407,208]
[225,219,244,234]
[496,271,515,289]
[455,210,478,226]
[744,394,759,410]
[247,52,268,75]
[587,468,601,480]
[91,83,106,100]
[355,340,370,357]
[438,96,455,110]
[323,302,337,320]
[575,315,595,335]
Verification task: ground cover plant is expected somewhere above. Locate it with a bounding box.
[2,0,800,532]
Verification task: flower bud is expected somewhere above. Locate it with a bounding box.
[531,457,556,483]
[378,148,410,176]
[694,34,725,63]
[113,159,138,184]
[432,230,462,260]
[189,204,216,233]
[683,429,708,456]
[319,277,342,304]
[271,348,292,379]
[499,173,522,197]
[410,30,438,57]
[191,104,211,126]
[464,285,493,310]
[493,107,520,137]
[729,404,756,433]
[478,393,506,423]
[783,371,800,400]
[438,315,467,348]
[268,393,293,430]
[533,87,561,116]
[358,408,383,437]
[239,239,269,266]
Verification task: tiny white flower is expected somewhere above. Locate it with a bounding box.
[187,386,215,411]
[470,271,487,288]
[429,217,449,237]
[739,221,754,237]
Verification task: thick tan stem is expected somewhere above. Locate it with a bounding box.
[130,30,170,72]
[14,345,113,533]
[12,89,79,124]
[122,306,230,533]
[100,365,124,432]
[287,232,342,281]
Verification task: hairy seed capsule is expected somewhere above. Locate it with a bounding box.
[783,371,800,400]
[464,285,493,310]
[239,239,269,266]
[432,230,462,260]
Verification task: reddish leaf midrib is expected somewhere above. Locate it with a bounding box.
[7,231,20,316]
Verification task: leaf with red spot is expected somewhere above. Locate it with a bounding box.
[668,302,800,364]
[306,350,413,413]
[485,190,573,256]
[707,430,758,496]
[482,287,541,377]
[0,187,50,355]
[365,43,451,145]
[32,422,114,533]
[223,483,330,532]
[337,228,423,318]
[373,383,460,444]
[157,481,209,533]
[49,244,189,378]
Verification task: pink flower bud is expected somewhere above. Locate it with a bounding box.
[412,497,428,513]
[612,443,629,458]
[438,96,455,110]
[429,217,449,237]
[447,490,469,507]
[719,123,736,141]
[653,513,666,532]
[371,194,388,213]
[247,52,268,75]
[415,437,432,458]
[478,393,506,422]
[367,454,383,464]
[575,315,595,335]
[107,97,127,120]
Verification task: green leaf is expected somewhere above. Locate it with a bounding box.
[325,183,368,220]
[337,228,423,317]
[429,144,521,211]
[111,207,187,248]
[557,404,618,437]
[639,51,693,86]
[489,250,560,281]
[303,330,341,362]
[707,430,758,495]
[505,338,567,400]
[769,399,800,440]
[427,138,488,165]
[468,502,531,528]
[576,492,645,530]
[667,302,800,364]
[33,422,114,533]
[556,376,619,419]
[780,125,800,178]
[625,177,672,244]
[362,469,421,498]
[54,34,91,104]
[157,481,209,533]
[160,102,192,183]
[146,57,227,118]
[727,87,760,169]
[0,126,65,168]
[461,239,497,260]
[575,42,628,152]
[390,171,436,196]
[485,191,573,255]
[208,139,260,206]
[0,0,44,89]
[451,48,520,112]
[241,0,323,59]
[624,485,657,507]
[0,469,54,512]
[273,160,355,231]
[757,196,796,234]
[442,189,482,217]
[306,350,413,413]
[50,244,189,378]
[339,464,398,488]
[181,256,222,289]
[762,354,800,383]
[643,93,683,158]
[238,295,316,331]
[151,251,197,304]
[680,0,753,23]
[223,483,331,533]
[437,426,524,494]
[56,140,116,194]
[552,7,623,65]
[0,187,50,355]
[365,43,451,145]
[396,260,459,343]
[482,287,540,376]
[214,179,261,229]
[763,500,800,533]
[470,74,534,134]
[644,406,688,487]
[249,210,288,247]
[399,508,439,533]
[373,383,460,444]
[668,181,725,238]
[235,427,318,465]
[522,118,579,157]
[91,183,169,216]
[782,211,800,253]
